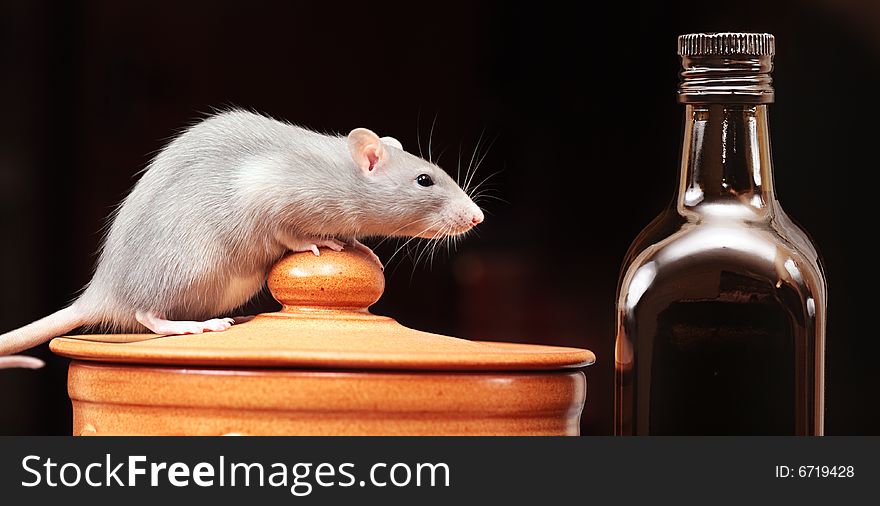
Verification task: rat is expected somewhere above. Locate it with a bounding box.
[0,109,484,369]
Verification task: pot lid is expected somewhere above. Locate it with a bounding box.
[50,250,595,371]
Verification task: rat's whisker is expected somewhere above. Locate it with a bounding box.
[437,226,455,267]
[388,227,434,266]
[435,145,450,166]
[456,143,463,187]
[466,133,498,195]
[416,109,424,159]
[428,228,447,270]
[371,218,428,249]
[472,133,499,177]
[428,112,438,164]
[473,193,509,205]
[385,237,411,278]
[464,141,484,194]
[412,226,445,276]
[471,189,500,202]
[414,226,444,269]
[385,229,426,266]
[471,186,506,201]
[468,168,504,200]
[413,237,433,271]
[385,219,442,268]
[407,240,425,280]
[434,229,453,267]
[464,128,486,194]
[470,180,502,195]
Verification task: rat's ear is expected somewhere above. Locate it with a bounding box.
[348,128,387,174]
[380,136,403,150]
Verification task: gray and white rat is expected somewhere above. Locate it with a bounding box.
[0,109,484,369]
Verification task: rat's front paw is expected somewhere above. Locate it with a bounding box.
[286,238,346,256]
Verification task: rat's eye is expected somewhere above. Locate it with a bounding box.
[416,174,435,187]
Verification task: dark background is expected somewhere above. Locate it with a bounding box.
[0,0,876,435]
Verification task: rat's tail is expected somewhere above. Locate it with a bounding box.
[0,305,86,369]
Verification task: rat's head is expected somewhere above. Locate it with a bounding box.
[347,128,484,239]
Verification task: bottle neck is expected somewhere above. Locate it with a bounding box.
[677,104,777,219]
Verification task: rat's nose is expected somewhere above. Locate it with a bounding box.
[471,208,484,225]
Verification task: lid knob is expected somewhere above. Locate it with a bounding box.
[267,249,385,312]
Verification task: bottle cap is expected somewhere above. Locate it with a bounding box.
[678,32,775,57]
[677,32,775,104]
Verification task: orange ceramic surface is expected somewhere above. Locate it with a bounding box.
[51,249,595,435]
[69,362,586,436]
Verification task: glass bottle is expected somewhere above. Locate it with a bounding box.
[614,33,827,435]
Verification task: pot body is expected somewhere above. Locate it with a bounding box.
[68,361,587,436]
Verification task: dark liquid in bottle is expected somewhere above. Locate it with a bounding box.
[648,270,799,435]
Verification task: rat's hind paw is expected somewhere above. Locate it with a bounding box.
[135,311,235,336]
